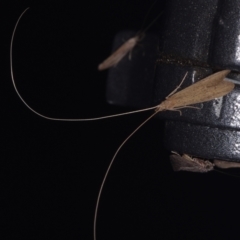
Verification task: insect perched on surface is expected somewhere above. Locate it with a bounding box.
[170,152,214,173]
[154,70,233,113]
[97,2,162,71]
[11,8,235,240]
[97,35,142,71]
[170,152,240,173]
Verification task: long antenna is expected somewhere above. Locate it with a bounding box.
[139,0,159,31]
[93,111,159,240]
[138,10,163,36]
[10,8,159,121]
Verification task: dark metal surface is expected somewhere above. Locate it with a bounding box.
[105,0,240,161]
[106,30,159,108]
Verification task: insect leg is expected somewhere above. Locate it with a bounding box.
[166,72,188,99]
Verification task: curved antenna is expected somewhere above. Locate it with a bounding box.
[138,0,158,31]
[10,8,159,121]
[137,10,163,37]
[93,111,159,240]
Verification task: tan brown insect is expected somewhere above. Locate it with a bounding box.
[98,3,162,71]
[155,70,233,112]
[170,152,214,173]
[170,152,240,173]
[98,35,141,71]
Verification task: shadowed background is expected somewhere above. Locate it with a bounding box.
[3,1,240,239]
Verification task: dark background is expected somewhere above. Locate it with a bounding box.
[3,1,240,239]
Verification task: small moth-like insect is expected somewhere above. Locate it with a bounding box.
[155,70,234,112]
[170,152,240,173]
[98,6,162,70]
[170,153,214,173]
[11,8,235,240]
[98,35,141,71]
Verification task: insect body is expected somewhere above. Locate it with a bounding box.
[170,152,240,173]
[156,70,234,112]
[98,36,140,71]
[170,153,214,173]
[98,4,162,71]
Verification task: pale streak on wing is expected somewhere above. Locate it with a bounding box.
[167,70,234,108]
[98,36,139,71]
[214,160,240,169]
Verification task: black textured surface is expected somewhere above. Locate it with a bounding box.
[106,0,240,161]
[211,0,240,70]
[165,121,240,160]
[158,0,218,64]
[106,30,159,108]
